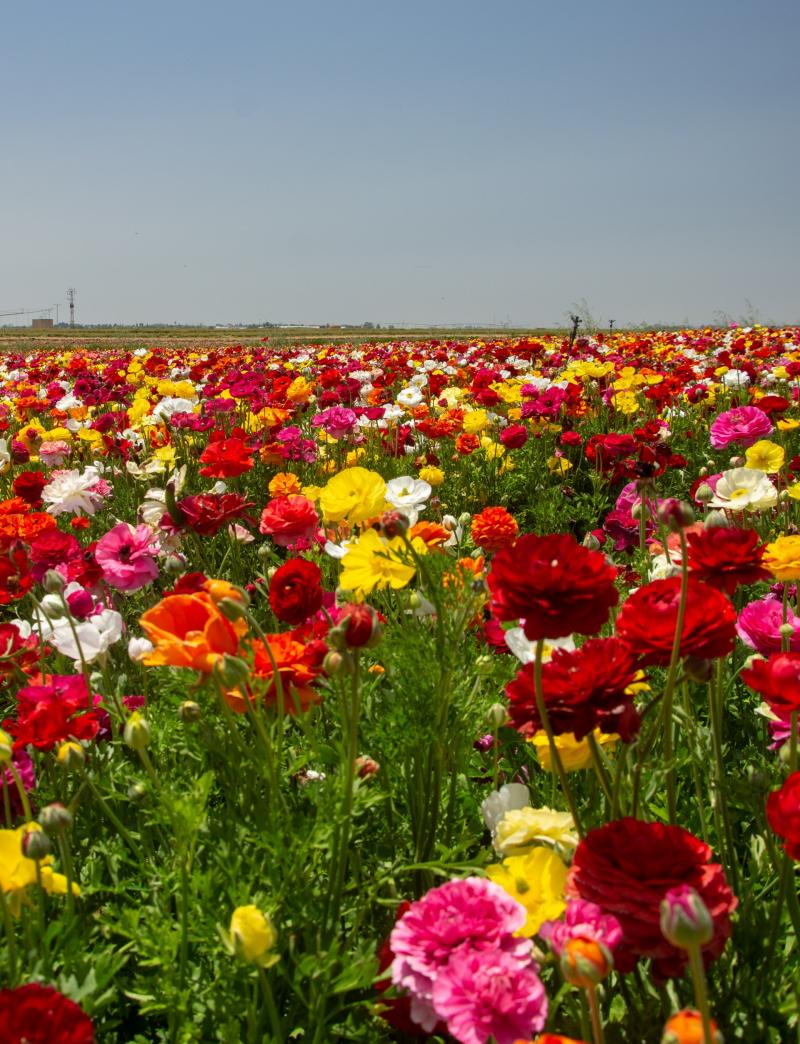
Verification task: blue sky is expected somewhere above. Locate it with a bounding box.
[2,0,798,326]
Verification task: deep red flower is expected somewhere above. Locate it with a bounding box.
[4,674,101,751]
[198,435,254,478]
[506,637,641,741]
[12,470,48,508]
[337,603,382,648]
[766,771,800,860]
[0,622,40,682]
[488,533,618,641]
[28,529,83,582]
[171,493,254,537]
[567,818,736,980]
[741,653,800,718]
[0,543,33,604]
[615,577,736,666]
[686,526,769,595]
[499,423,528,449]
[0,983,94,1043]
[269,559,323,625]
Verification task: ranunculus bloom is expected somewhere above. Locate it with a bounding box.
[766,771,800,860]
[198,435,254,478]
[0,544,33,604]
[686,525,768,594]
[319,467,388,525]
[709,405,773,450]
[226,632,322,713]
[470,507,519,554]
[95,522,160,592]
[506,637,641,741]
[259,495,319,548]
[539,898,623,956]
[0,983,94,1043]
[4,675,101,751]
[268,558,323,625]
[661,1008,723,1044]
[763,534,800,582]
[707,467,777,512]
[172,493,254,537]
[12,470,48,508]
[488,533,618,642]
[567,818,736,980]
[615,577,736,666]
[736,597,800,656]
[486,847,568,936]
[740,652,800,718]
[139,593,246,672]
[28,529,83,582]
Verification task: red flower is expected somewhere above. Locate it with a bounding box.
[567,818,736,980]
[198,434,254,478]
[741,653,800,718]
[488,533,618,641]
[28,529,83,582]
[499,423,528,449]
[12,470,48,508]
[269,559,323,625]
[615,578,736,666]
[0,543,33,604]
[506,637,641,741]
[766,771,800,860]
[0,983,94,1043]
[686,526,768,595]
[259,495,319,549]
[0,622,40,682]
[4,675,102,751]
[171,493,254,537]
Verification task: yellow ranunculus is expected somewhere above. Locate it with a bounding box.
[339,528,416,599]
[486,847,568,936]
[529,729,619,772]
[744,440,785,474]
[319,467,387,525]
[229,905,279,966]
[0,824,80,914]
[463,409,489,435]
[418,466,445,487]
[494,807,578,857]
[764,535,800,581]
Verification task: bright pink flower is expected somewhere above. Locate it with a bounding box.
[431,947,547,1044]
[709,406,773,450]
[737,596,800,656]
[390,877,531,1032]
[539,899,623,956]
[95,523,160,592]
[311,406,358,438]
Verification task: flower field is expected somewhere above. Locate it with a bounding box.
[2,327,800,1042]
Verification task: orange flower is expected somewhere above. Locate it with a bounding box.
[661,1010,722,1044]
[0,502,56,551]
[407,521,450,547]
[225,632,321,713]
[203,578,248,605]
[268,472,303,498]
[455,433,481,455]
[470,506,519,553]
[139,593,246,673]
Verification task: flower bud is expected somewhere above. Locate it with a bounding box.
[659,885,713,949]
[39,803,73,836]
[560,936,613,987]
[42,569,66,594]
[355,755,380,778]
[57,741,86,771]
[339,604,382,649]
[779,623,795,639]
[657,499,695,533]
[474,654,494,676]
[163,553,187,576]
[695,483,714,504]
[39,593,67,619]
[457,512,472,527]
[213,654,252,690]
[123,711,151,751]
[582,532,601,551]
[729,455,743,467]
[486,703,508,729]
[661,1009,723,1044]
[22,825,52,861]
[703,510,728,529]
[377,510,409,539]
[217,597,249,622]
[127,781,147,802]
[228,905,279,967]
[322,649,355,677]
[178,700,202,723]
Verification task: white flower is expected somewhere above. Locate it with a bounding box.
[152,396,197,421]
[385,477,431,525]
[128,636,154,662]
[41,466,105,516]
[0,438,10,475]
[708,467,777,512]
[722,369,751,389]
[396,386,424,408]
[481,783,531,837]
[504,629,575,665]
[38,609,124,663]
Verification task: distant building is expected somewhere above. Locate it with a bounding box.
[32,318,54,329]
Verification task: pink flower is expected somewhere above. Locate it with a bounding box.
[709,406,773,450]
[390,877,531,1032]
[1,750,35,819]
[311,407,358,439]
[431,947,547,1044]
[539,899,623,955]
[95,523,160,592]
[259,496,320,548]
[736,597,800,656]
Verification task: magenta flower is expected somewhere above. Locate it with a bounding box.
[311,406,358,439]
[95,523,160,592]
[709,406,773,450]
[432,947,547,1044]
[1,750,35,819]
[736,596,800,656]
[539,898,623,955]
[390,877,531,1032]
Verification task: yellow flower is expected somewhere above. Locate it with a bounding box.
[764,535,800,581]
[494,807,578,857]
[0,824,79,914]
[547,455,572,475]
[418,466,445,487]
[228,905,279,966]
[268,472,303,498]
[463,409,490,435]
[339,528,416,598]
[481,439,505,461]
[778,418,800,432]
[529,729,619,772]
[786,483,800,501]
[319,467,387,525]
[485,848,568,936]
[744,440,785,474]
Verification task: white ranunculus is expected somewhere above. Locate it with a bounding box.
[708,467,777,512]
[38,609,124,663]
[480,783,531,836]
[396,386,423,408]
[41,466,105,516]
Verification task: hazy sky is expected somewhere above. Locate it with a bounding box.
[2,0,798,327]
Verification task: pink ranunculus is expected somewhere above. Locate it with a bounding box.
[95,523,160,592]
[259,495,319,548]
[736,596,800,656]
[431,946,547,1044]
[39,440,71,467]
[311,406,358,439]
[709,406,773,450]
[539,898,623,956]
[390,877,531,1032]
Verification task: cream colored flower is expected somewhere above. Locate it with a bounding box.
[494,806,578,857]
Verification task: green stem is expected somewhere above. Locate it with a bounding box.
[661,529,690,825]
[258,967,284,1044]
[0,888,18,985]
[587,984,605,1044]
[687,943,715,1044]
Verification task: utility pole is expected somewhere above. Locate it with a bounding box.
[609,318,615,333]
[67,288,77,327]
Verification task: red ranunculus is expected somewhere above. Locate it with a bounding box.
[171,493,254,537]
[567,818,736,980]
[0,983,94,1043]
[28,529,83,582]
[269,558,323,625]
[4,675,101,751]
[499,423,529,449]
[259,495,319,549]
[741,653,800,718]
[506,637,641,741]
[12,470,48,508]
[488,533,618,641]
[615,577,736,666]
[686,526,769,595]
[0,622,40,682]
[766,771,800,860]
[198,434,254,478]
[0,543,33,604]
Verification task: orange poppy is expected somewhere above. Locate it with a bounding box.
[139,593,246,673]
